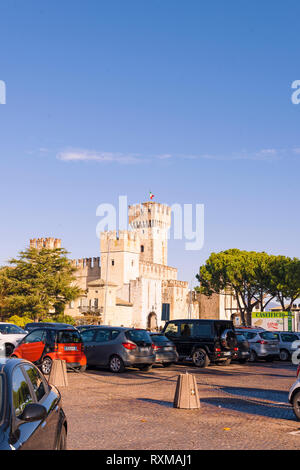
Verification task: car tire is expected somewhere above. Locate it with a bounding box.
[249,350,258,362]
[192,349,210,368]
[279,349,290,361]
[292,391,300,421]
[109,355,125,373]
[162,362,173,367]
[56,425,67,450]
[138,364,153,372]
[5,343,15,357]
[41,357,53,375]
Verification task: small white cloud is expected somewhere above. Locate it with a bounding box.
[57,150,143,164]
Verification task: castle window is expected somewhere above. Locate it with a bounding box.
[141,245,144,253]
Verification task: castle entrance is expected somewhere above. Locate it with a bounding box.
[147,312,158,331]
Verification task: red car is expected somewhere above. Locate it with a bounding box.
[11,326,86,375]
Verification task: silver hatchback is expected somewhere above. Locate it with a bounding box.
[272,331,300,361]
[235,329,280,362]
[81,327,156,373]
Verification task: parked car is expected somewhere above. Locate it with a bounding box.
[232,333,250,363]
[0,323,27,356]
[24,322,76,332]
[162,319,237,368]
[235,328,279,362]
[272,331,300,361]
[288,375,300,420]
[149,333,178,367]
[0,357,67,449]
[81,327,156,373]
[11,326,87,375]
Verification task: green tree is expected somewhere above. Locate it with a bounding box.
[2,247,82,321]
[197,249,272,326]
[269,255,300,311]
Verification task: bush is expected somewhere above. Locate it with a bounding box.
[7,315,32,328]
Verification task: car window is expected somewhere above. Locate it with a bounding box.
[236,334,246,341]
[22,364,48,402]
[111,330,120,340]
[150,335,169,343]
[164,323,179,337]
[242,332,257,340]
[81,329,96,342]
[281,333,298,342]
[94,329,111,343]
[12,366,34,418]
[179,322,212,338]
[259,331,278,341]
[125,329,152,343]
[23,329,47,344]
[57,330,82,343]
[0,324,25,335]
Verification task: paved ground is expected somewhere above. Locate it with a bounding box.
[59,360,300,450]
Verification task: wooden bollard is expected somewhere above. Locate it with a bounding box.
[48,359,68,387]
[173,372,200,409]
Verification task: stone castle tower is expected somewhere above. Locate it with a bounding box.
[128,202,171,265]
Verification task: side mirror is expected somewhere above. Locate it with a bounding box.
[18,403,47,423]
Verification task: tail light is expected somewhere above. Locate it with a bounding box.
[152,345,162,351]
[122,342,137,350]
[215,348,221,352]
[234,347,238,351]
[256,340,268,344]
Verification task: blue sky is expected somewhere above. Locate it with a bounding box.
[0,0,300,285]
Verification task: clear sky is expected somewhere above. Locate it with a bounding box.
[0,0,299,285]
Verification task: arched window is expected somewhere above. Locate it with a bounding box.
[141,245,144,253]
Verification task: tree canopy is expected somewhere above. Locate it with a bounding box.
[196,249,300,326]
[0,247,82,321]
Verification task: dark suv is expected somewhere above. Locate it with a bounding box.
[162,319,237,368]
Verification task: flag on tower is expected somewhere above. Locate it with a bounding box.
[149,191,154,200]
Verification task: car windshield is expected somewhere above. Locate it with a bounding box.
[126,329,151,344]
[259,331,278,341]
[0,324,25,334]
[151,335,169,343]
[57,330,82,343]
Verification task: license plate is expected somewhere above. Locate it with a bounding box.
[139,347,148,353]
[242,352,248,355]
[64,346,77,351]
[164,347,173,351]
[223,351,231,356]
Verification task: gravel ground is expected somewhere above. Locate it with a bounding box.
[58,361,300,450]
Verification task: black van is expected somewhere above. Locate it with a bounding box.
[162,319,237,368]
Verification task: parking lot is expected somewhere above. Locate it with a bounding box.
[59,360,300,450]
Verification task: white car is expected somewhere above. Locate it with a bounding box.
[0,323,27,356]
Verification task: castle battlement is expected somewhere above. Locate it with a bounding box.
[71,257,101,270]
[30,238,62,250]
[139,261,177,281]
[100,230,140,253]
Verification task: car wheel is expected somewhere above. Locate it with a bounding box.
[109,355,125,373]
[280,349,290,361]
[56,425,67,450]
[5,343,14,357]
[41,357,53,375]
[138,364,152,371]
[162,362,173,367]
[249,350,258,362]
[192,349,210,368]
[292,391,300,421]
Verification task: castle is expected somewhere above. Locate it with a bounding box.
[31,201,239,328]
